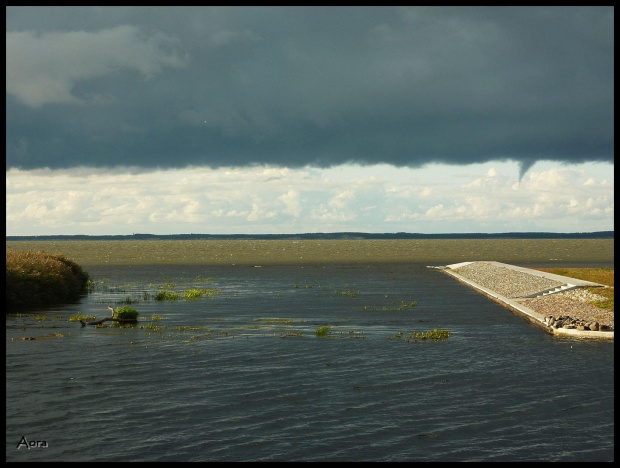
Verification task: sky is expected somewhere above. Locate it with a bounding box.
[6,6,614,235]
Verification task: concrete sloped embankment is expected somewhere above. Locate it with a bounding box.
[434,261,613,340]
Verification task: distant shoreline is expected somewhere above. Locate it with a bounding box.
[5,231,614,241]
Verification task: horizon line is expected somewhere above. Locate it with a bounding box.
[6,230,614,240]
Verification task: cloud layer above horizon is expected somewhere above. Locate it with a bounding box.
[6,6,614,175]
[6,162,614,236]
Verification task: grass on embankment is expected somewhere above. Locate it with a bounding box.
[6,250,91,309]
[534,268,614,312]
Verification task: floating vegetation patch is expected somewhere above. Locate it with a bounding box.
[389,329,451,342]
[411,329,450,341]
[174,325,207,332]
[184,288,220,300]
[333,288,360,298]
[140,322,168,331]
[184,289,203,300]
[280,332,304,338]
[315,325,332,337]
[153,288,221,301]
[154,290,179,301]
[68,313,97,322]
[110,322,138,329]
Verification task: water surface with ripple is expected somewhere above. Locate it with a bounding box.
[6,262,614,461]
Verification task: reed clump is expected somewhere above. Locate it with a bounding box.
[6,250,90,310]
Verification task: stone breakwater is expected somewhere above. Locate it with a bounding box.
[449,262,613,332]
[523,292,613,332]
[541,313,608,332]
[451,262,564,298]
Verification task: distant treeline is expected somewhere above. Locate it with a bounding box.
[6,231,614,241]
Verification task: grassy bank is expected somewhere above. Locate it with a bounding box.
[6,250,90,310]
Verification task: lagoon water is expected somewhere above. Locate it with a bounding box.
[6,262,614,462]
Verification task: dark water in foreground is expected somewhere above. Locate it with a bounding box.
[6,263,614,462]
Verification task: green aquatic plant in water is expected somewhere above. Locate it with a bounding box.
[114,306,139,320]
[410,329,450,342]
[184,289,202,300]
[184,288,220,300]
[388,329,450,342]
[111,321,137,328]
[68,313,96,322]
[333,288,360,298]
[141,322,168,331]
[315,325,332,337]
[154,290,179,301]
[174,325,209,333]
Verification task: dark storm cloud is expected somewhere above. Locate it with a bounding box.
[6,6,614,174]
